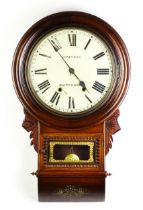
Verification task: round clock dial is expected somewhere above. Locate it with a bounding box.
[27,27,115,116]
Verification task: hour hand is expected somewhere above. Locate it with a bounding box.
[69,68,88,91]
[80,81,87,91]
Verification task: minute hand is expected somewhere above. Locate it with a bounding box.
[57,51,71,69]
[48,39,70,69]
[49,39,87,90]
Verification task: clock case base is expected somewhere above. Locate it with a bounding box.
[38,173,105,202]
[23,108,120,202]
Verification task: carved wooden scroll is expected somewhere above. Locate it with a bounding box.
[22,109,38,152]
[22,108,120,155]
[105,109,121,155]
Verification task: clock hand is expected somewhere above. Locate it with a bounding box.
[57,51,71,69]
[58,54,88,91]
[48,39,70,68]
[68,68,87,91]
[48,39,88,91]
[56,51,86,89]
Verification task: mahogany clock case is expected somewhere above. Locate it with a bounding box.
[12,11,130,130]
[12,11,130,202]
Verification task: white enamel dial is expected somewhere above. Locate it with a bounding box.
[27,27,115,115]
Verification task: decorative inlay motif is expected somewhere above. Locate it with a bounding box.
[56,185,88,200]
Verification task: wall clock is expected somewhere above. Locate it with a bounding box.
[12,11,130,202]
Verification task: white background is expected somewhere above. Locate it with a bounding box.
[0,0,143,209]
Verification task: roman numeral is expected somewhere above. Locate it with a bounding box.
[35,68,47,74]
[92,81,105,93]
[97,68,109,75]
[69,97,75,109]
[68,34,76,46]
[93,52,105,60]
[84,39,91,50]
[49,38,62,51]
[38,80,50,93]
[50,91,60,105]
[85,94,92,103]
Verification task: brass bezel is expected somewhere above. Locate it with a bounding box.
[49,141,94,163]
